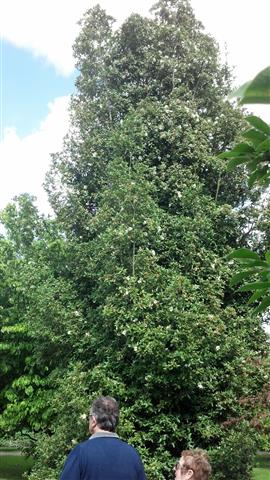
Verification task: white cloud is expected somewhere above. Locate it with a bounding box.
[0,0,153,76]
[191,0,270,84]
[191,0,270,122]
[1,1,89,75]
[1,0,269,85]
[0,95,70,214]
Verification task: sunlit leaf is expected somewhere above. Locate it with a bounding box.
[232,66,270,104]
[229,80,251,100]
[242,129,267,145]
[246,116,270,135]
[256,138,270,153]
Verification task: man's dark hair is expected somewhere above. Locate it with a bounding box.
[90,396,119,432]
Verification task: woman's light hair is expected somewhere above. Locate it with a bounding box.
[180,449,212,480]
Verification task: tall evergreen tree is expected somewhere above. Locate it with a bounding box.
[44,2,269,478]
[47,0,249,232]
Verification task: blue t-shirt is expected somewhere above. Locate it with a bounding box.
[60,436,146,480]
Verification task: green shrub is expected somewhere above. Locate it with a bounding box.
[209,422,258,480]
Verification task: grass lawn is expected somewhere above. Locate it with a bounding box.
[253,467,270,480]
[253,454,270,480]
[0,454,32,480]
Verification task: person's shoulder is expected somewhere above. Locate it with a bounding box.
[117,439,142,456]
[72,439,91,454]
[77,438,93,448]
[117,441,145,475]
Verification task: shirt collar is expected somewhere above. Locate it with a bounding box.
[89,431,119,440]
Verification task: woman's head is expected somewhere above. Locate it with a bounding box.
[175,449,212,480]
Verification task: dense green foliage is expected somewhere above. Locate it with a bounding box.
[0,2,269,479]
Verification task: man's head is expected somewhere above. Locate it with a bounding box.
[174,449,212,480]
[89,396,119,434]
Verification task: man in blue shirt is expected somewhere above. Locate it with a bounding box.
[60,395,146,480]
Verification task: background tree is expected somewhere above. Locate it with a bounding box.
[0,195,83,437]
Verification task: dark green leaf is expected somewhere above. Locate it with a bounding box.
[230,67,270,104]
[228,248,260,260]
[248,290,265,305]
[253,295,270,315]
[241,260,270,268]
[246,156,267,172]
[238,281,270,292]
[227,157,251,171]
[230,270,255,286]
[233,143,255,153]
[219,152,249,159]
[218,143,254,159]
[265,251,270,264]
[248,167,268,187]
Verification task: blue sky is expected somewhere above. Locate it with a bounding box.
[3,41,76,137]
[1,0,270,216]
